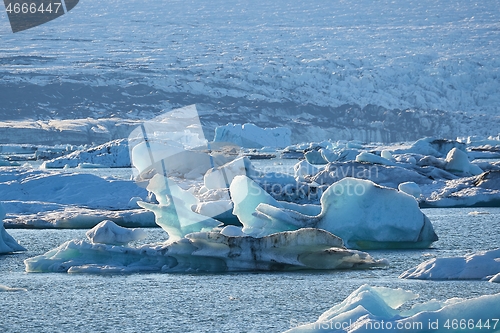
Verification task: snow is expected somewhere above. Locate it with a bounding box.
[213,123,291,149]
[285,284,500,333]
[399,248,500,281]
[230,176,438,249]
[0,203,26,253]
[85,220,147,246]
[24,228,388,273]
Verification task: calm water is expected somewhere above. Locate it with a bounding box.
[1,208,500,332]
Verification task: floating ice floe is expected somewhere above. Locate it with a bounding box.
[24,227,388,273]
[421,170,500,207]
[230,175,438,249]
[285,284,500,333]
[0,203,26,253]
[0,167,151,228]
[214,123,291,149]
[399,248,500,282]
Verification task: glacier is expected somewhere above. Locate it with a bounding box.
[1,0,500,145]
[285,284,500,333]
[214,123,291,149]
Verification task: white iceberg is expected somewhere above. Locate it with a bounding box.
[0,167,151,228]
[24,228,387,273]
[355,152,395,166]
[421,171,500,207]
[86,220,147,245]
[444,147,483,176]
[214,123,291,149]
[0,203,26,253]
[41,139,131,168]
[230,176,438,249]
[285,284,500,333]
[399,248,500,281]
[398,181,422,199]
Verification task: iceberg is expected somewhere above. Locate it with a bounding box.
[285,284,500,333]
[86,220,147,246]
[137,174,223,240]
[213,123,291,149]
[41,139,131,169]
[0,203,26,253]
[444,147,483,176]
[398,181,422,199]
[399,248,500,281]
[355,152,395,166]
[230,176,438,249]
[24,228,387,273]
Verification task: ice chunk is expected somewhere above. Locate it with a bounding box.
[304,150,328,165]
[0,203,26,253]
[137,174,222,240]
[399,248,500,281]
[41,139,131,169]
[316,178,437,248]
[398,181,422,198]
[24,228,388,273]
[214,123,291,149]
[0,284,27,292]
[355,152,395,166]
[294,160,322,181]
[285,284,500,333]
[231,176,438,249]
[204,157,255,190]
[86,220,147,245]
[445,147,483,176]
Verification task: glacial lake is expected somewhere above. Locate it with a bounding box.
[1,207,499,332]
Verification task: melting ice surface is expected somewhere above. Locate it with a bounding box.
[285,284,500,333]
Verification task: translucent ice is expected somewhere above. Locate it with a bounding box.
[231,176,438,249]
[137,174,222,240]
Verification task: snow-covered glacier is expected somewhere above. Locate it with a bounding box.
[1,0,500,144]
